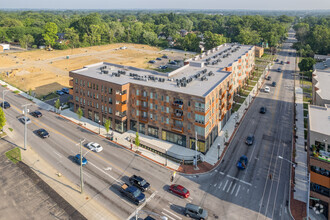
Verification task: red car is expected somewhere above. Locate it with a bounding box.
[169,184,190,198]
[287,61,290,64]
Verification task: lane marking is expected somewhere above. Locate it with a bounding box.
[235,185,241,197]
[127,191,157,220]
[226,175,252,186]
[226,181,233,193]
[163,208,182,219]
[214,183,217,187]
[219,171,224,175]
[218,182,223,189]
[231,183,237,195]
[223,180,228,191]
[104,167,112,171]
[52,150,62,158]
[83,171,92,179]
[89,161,121,184]
[161,212,176,220]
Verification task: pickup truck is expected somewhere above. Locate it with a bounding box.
[237,155,248,170]
[120,183,146,205]
[129,175,150,192]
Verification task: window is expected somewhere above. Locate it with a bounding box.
[150,113,153,119]
[75,79,78,84]
[93,84,95,89]
[87,91,90,97]
[116,90,120,94]
[148,126,158,138]
[161,106,164,112]
[166,107,169,113]
[155,115,157,121]
[166,118,169,124]
[161,117,164,123]
[195,114,205,124]
[161,95,164,101]
[188,123,191,130]
[150,103,153,109]
[136,100,139,106]
[188,101,191,106]
[109,98,112,104]
[109,107,112,114]
[101,105,104,112]
[96,85,98,90]
[155,93,158,99]
[96,94,99,99]
[83,99,85,105]
[105,106,107,112]
[108,88,112,94]
[188,112,191,118]
[101,85,103,92]
[75,96,79,101]
[195,126,205,136]
[166,96,169,102]
[96,103,98,109]
[143,91,147,97]
[155,104,158,110]
[136,89,139,96]
[150,92,153,99]
[136,110,139,116]
[101,95,103,102]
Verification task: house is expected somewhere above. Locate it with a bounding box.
[314,54,330,61]
[180,29,188,37]
[56,33,66,44]
[157,33,167,40]
[0,44,10,51]
[255,46,264,58]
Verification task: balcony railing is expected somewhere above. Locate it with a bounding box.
[116,93,127,102]
[172,102,183,109]
[139,116,148,123]
[171,125,183,133]
[139,105,148,111]
[171,113,184,121]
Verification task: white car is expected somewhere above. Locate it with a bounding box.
[264,86,270,93]
[20,116,31,124]
[87,142,103,152]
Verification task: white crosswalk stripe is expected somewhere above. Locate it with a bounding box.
[163,208,182,219]
[226,181,233,193]
[223,180,228,190]
[235,185,241,197]
[231,183,237,195]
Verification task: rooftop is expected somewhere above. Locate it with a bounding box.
[70,43,254,97]
[308,104,330,135]
[314,58,330,70]
[313,59,330,101]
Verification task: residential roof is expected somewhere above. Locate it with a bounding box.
[70,43,253,98]
[313,59,330,101]
[314,58,330,70]
[314,54,330,61]
[308,104,330,136]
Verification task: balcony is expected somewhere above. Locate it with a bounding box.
[139,105,148,111]
[139,116,148,123]
[116,93,127,102]
[69,79,73,87]
[310,150,330,163]
[227,84,233,91]
[220,102,225,109]
[115,112,127,118]
[171,125,183,133]
[221,91,226,99]
[115,103,127,112]
[171,113,184,121]
[172,101,183,109]
[140,95,148,101]
[227,93,232,100]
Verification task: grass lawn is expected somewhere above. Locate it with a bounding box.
[240,90,250,97]
[13,90,20,94]
[248,80,257,87]
[5,147,21,164]
[234,96,245,104]
[304,110,308,117]
[304,118,308,129]
[301,79,312,87]
[302,86,312,94]
[303,96,312,103]
[231,103,241,113]
[41,92,59,101]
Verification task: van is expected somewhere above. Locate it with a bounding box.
[184,203,208,219]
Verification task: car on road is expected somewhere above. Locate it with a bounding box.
[162,55,168,59]
[36,128,50,138]
[129,175,150,192]
[0,101,10,109]
[169,184,190,198]
[280,61,284,65]
[287,61,290,64]
[277,68,281,72]
[184,203,208,220]
[275,59,279,62]
[237,155,248,170]
[156,57,162,61]
[265,76,271,80]
[73,154,88,166]
[272,81,277,87]
[288,52,292,55]
[86,142,103,152]
[264,86,270,93]
[61,88,69,94]
[56,90,64,96]
[245,135,254,145]
[120,183,145,205]
[19,116,31,125]
[259,106,267,114]
[148,60,156,64]
[31,110,42,118]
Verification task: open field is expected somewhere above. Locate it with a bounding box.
[0,43,192,96]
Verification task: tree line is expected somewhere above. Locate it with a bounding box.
[0,11,293,52]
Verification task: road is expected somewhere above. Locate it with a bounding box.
[1,30,297,220]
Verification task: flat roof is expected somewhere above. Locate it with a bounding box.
[313,62,330,101]
[308,105,330,136]
[70,43,253,97]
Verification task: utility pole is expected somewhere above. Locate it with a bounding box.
[22,103,32,151]
[76,139,85,194]
[195,132,198,169]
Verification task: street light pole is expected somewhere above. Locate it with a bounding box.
[278,155,296,167]
[195,131,198,169]
[98,120,101,134]
[2,90,9,109]
[76,139,85,194]
[165,149,167,167]
[22,103,32,151]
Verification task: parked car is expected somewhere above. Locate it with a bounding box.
[237,155,248,170]
[56,90,64,96]
[169,61,177,65]
[275,59,279,62]
[148,60,156,64]
[245,135,254,146]
[272,81,277,87]
[156,57,162,61]
[19,116,31,125]
[31,110,42,118]
[162,55,168,59]
[288,52,292,55]
[36,128,49,138]
[73,154,88,166]
[264,86,270,93]
[280,61,284,65]
[287,61,290,64]
[169,184,190,198]
[86,142,103,152]
[0,101,10,109]
[61,88,69,94]
[184,203,208,220]
[259,106,267,114]
[129,175,150,192]
[265,76,271,80]
[277,68,281,72]
[120,183,145,205]
[158,65,168,70]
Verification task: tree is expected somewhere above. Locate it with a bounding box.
[142,31,158,45]
[298,57,316,72]
[204,31,227,50]
[236,28,261,45]
[104,119,111,138]
[54,99,61,113]
[65,27,79,48]
[42,22,58,49]
[135,132,140,151]
[0,108,6,132]
[76,107,83,124]
[19,34,34,50]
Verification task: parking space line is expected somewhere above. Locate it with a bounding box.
[161,212,176,220]
[226,181,233,193]
[214,183,217,187]
[223,180,228,191]
[231,183,237,195]
[218,182,222,189]
[235,185,241,197]
[163,208,182,219]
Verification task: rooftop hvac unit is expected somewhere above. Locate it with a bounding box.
[104,70,108,74]
[129,73,133,76]
[177,82,181,87]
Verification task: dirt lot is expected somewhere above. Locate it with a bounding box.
[0,43,192,96]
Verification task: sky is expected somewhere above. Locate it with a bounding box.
[1,0,330,10]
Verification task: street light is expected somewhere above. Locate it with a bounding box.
[278,156,297,167]
[22,103,32,151]
[98,120,101,134]
[165,149,168,167]
[2,90,9,109]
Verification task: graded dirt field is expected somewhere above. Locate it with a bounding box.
[0,43,191,96]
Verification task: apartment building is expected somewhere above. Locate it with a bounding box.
[69,43,255,153]
[312,58,330,106]
[255,46,264,58]
[308,104,329,219]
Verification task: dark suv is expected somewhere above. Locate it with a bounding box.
[129,175,150,192]
[0,101,10,109]
[36,129,49,138]
[259,106,267,114]
[245,135,254,145]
